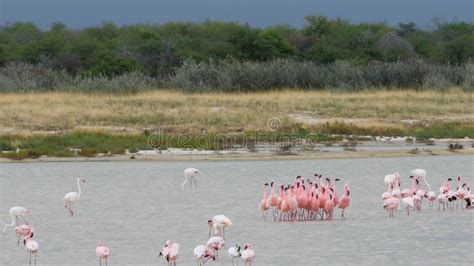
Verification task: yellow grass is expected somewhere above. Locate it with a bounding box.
[0,89,472,134]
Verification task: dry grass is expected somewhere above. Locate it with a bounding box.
[0,89,472,134]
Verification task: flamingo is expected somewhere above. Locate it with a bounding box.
[14,225,34,247]
[241,243,255,266]
[193,245,215,266]
[96,240,109,266]
[338,184,350,220]
[410,169,431,190]
[425,190,437,208]
[331,178,341,206]
[384,173,398,187]
[259,183,270,221]
[228,244,241,266]
[382,184,394,200]
[183,168,201,189]
[402,195,415,216]
[206,236,225,261]
[309,191,320,220]
[438,192,448,211]
[3,206,30,234]
[63,177,86,216]
[392,175,401,198]
[455,176,468,208]
[383,197,400,218]
[159,240,179,266]
[324,193,335,220]
[208,214,232,239]
[23,235,39,266]
[266,181,279,220]
[279,185,290,221]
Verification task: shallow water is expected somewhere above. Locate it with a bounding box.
[1,155,473,265]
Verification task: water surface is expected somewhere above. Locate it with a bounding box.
[1,155,473,265]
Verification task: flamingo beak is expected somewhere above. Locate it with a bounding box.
[30,232,34,238]
[347,190,350,196]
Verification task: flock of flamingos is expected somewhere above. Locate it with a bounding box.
[2,167,473,265]
[258,174,351,221]
[382,169,473,217]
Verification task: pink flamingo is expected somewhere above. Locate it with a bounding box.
[241,243,256,266]
[425,190,437,208]
[338,184,351,219]
[402,194,415,215]
[14,225,34,247]
[3,206,30,234]
[206,236,225,261]
[287,186,298,221]
[331,178,341,206]
[279,185,290,221]
[324,193,335,220]
[318,186,328,219]
[383,197,400,218]
[23,235,39,266]
[96,240,109,266]
[63,177,86,216]
[159,240,180,266]
[455,176,468,208]
[259,184,270,220]
[310,191,320,220]
[266,181,279,220]
[382,183,393,200]
[194,245,215,266]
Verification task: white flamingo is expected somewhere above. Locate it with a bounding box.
[208,214,232,239]
[228,244,242,266]
[410,169,431,190]
[183,168,201,189]
[63,177,86,216]
[3,206,30,234]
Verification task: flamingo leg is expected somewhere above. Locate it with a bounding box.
[21,215,28,226]
[29,253,31,266]
[105,258,108,266]
[34,253,37,266]
[17,234,21,246]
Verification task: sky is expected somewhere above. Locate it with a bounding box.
[0,0,472,29]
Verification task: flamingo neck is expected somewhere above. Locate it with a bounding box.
[2,214,15,234]
[77,179,82,197]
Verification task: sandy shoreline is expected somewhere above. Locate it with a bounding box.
[1,147,472,163]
